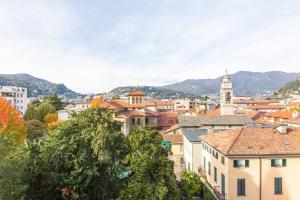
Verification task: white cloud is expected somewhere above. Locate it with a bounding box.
[0,0,300,93]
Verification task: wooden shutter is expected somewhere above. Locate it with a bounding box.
[245,160,249,167]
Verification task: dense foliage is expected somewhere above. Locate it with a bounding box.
[0,105,213,199]
[279,78,300,96]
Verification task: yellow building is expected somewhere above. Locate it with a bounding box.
[199,126,300,200]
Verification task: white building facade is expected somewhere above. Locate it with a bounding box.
[0,86,28,115]
[220,71,235,115]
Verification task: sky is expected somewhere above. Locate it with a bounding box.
[0,0,300,93]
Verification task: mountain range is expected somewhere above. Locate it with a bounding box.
[0,74,81,98]
[0,71,299,99]
[162,71,300,97]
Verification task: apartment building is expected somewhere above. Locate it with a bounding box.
[0,86,27,115]
[198,126,300,200]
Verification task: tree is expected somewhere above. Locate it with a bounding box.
[43,93,66,111]
[0,97,26,142]
[44,113,58,125]
[90,98,104,107]
[25,107,128,199]
[120,127,180,200]
[35,102,56,122]
[25,120,47,141]
[0,134,29,200]
[178,171,202,199]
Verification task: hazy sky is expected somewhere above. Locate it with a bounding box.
[0,0,300,93]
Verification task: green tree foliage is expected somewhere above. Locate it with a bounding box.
[120,127,180,200]
[43,93,66,111]
[25,120,46,141]
[25,107,128,199]
[0,134,29,200]
[179,171,202,199]
[24,102,56,122]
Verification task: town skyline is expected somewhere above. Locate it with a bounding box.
[1,0,300,93]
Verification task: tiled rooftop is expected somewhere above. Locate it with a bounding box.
[200,127,300,156]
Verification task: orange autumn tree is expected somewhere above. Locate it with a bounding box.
[90,98,104,108]
[0,97,26,142]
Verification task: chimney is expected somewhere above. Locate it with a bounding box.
[276,124,288,134]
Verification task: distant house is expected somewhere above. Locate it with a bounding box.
[178,115,253,132]
[183,129,208,172]
[0,86,27,115]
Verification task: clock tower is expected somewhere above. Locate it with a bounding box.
[220,70,235,115]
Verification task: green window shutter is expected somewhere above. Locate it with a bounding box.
[271,159,275,167]
[245,160,249,167]
[233,160,238,167]
[282,159,286,167]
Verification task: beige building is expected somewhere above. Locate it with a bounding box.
[199,127,300,200]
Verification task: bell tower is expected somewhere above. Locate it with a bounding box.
[220,70,234,115]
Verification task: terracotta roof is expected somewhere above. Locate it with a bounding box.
[201,128,300,156]
[205,108,221,116]
[159,124,180,134]
[264,110,294,119]
[144,101,174,107]
[115,110,145,118]
[287,102,300,107]
[156,101,174,106]
[110,101,145,109]
[158,113,178,127]
[128,91,145,96]
[234,99,278,105]
[161,133,183,144]
[144,109,158,117]
[284,118,300,125]
[235,110,261,120]
[249,105,284,110]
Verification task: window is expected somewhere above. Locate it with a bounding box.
[203,157,206,173]
[221,173,225,195]
[208,161,211,175]
[145,118,149,125]
[274,177,282,195]
[137,118,141,125]
[215,152,219,159]
[214,167,217,183]
[233,160,249,168]
[237,179,246,196]
[221,156,225,165]
[271,159,286,167]
[132,118,135,125]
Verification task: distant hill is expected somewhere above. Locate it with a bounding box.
[109,86,202,99]
[278,77,300,96]
[0,74,82,98]
[163,71,300,97]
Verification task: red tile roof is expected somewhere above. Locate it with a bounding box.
[249,105,284,110]
[159,124,180,134]
[201,128,300,156]
[128,91,145,96]
[264,110,294,119]
[161,133,183,144]
[115,110,145,118]
[158,113,178,127]
[287,102,300,107]
[234,99,278,105]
